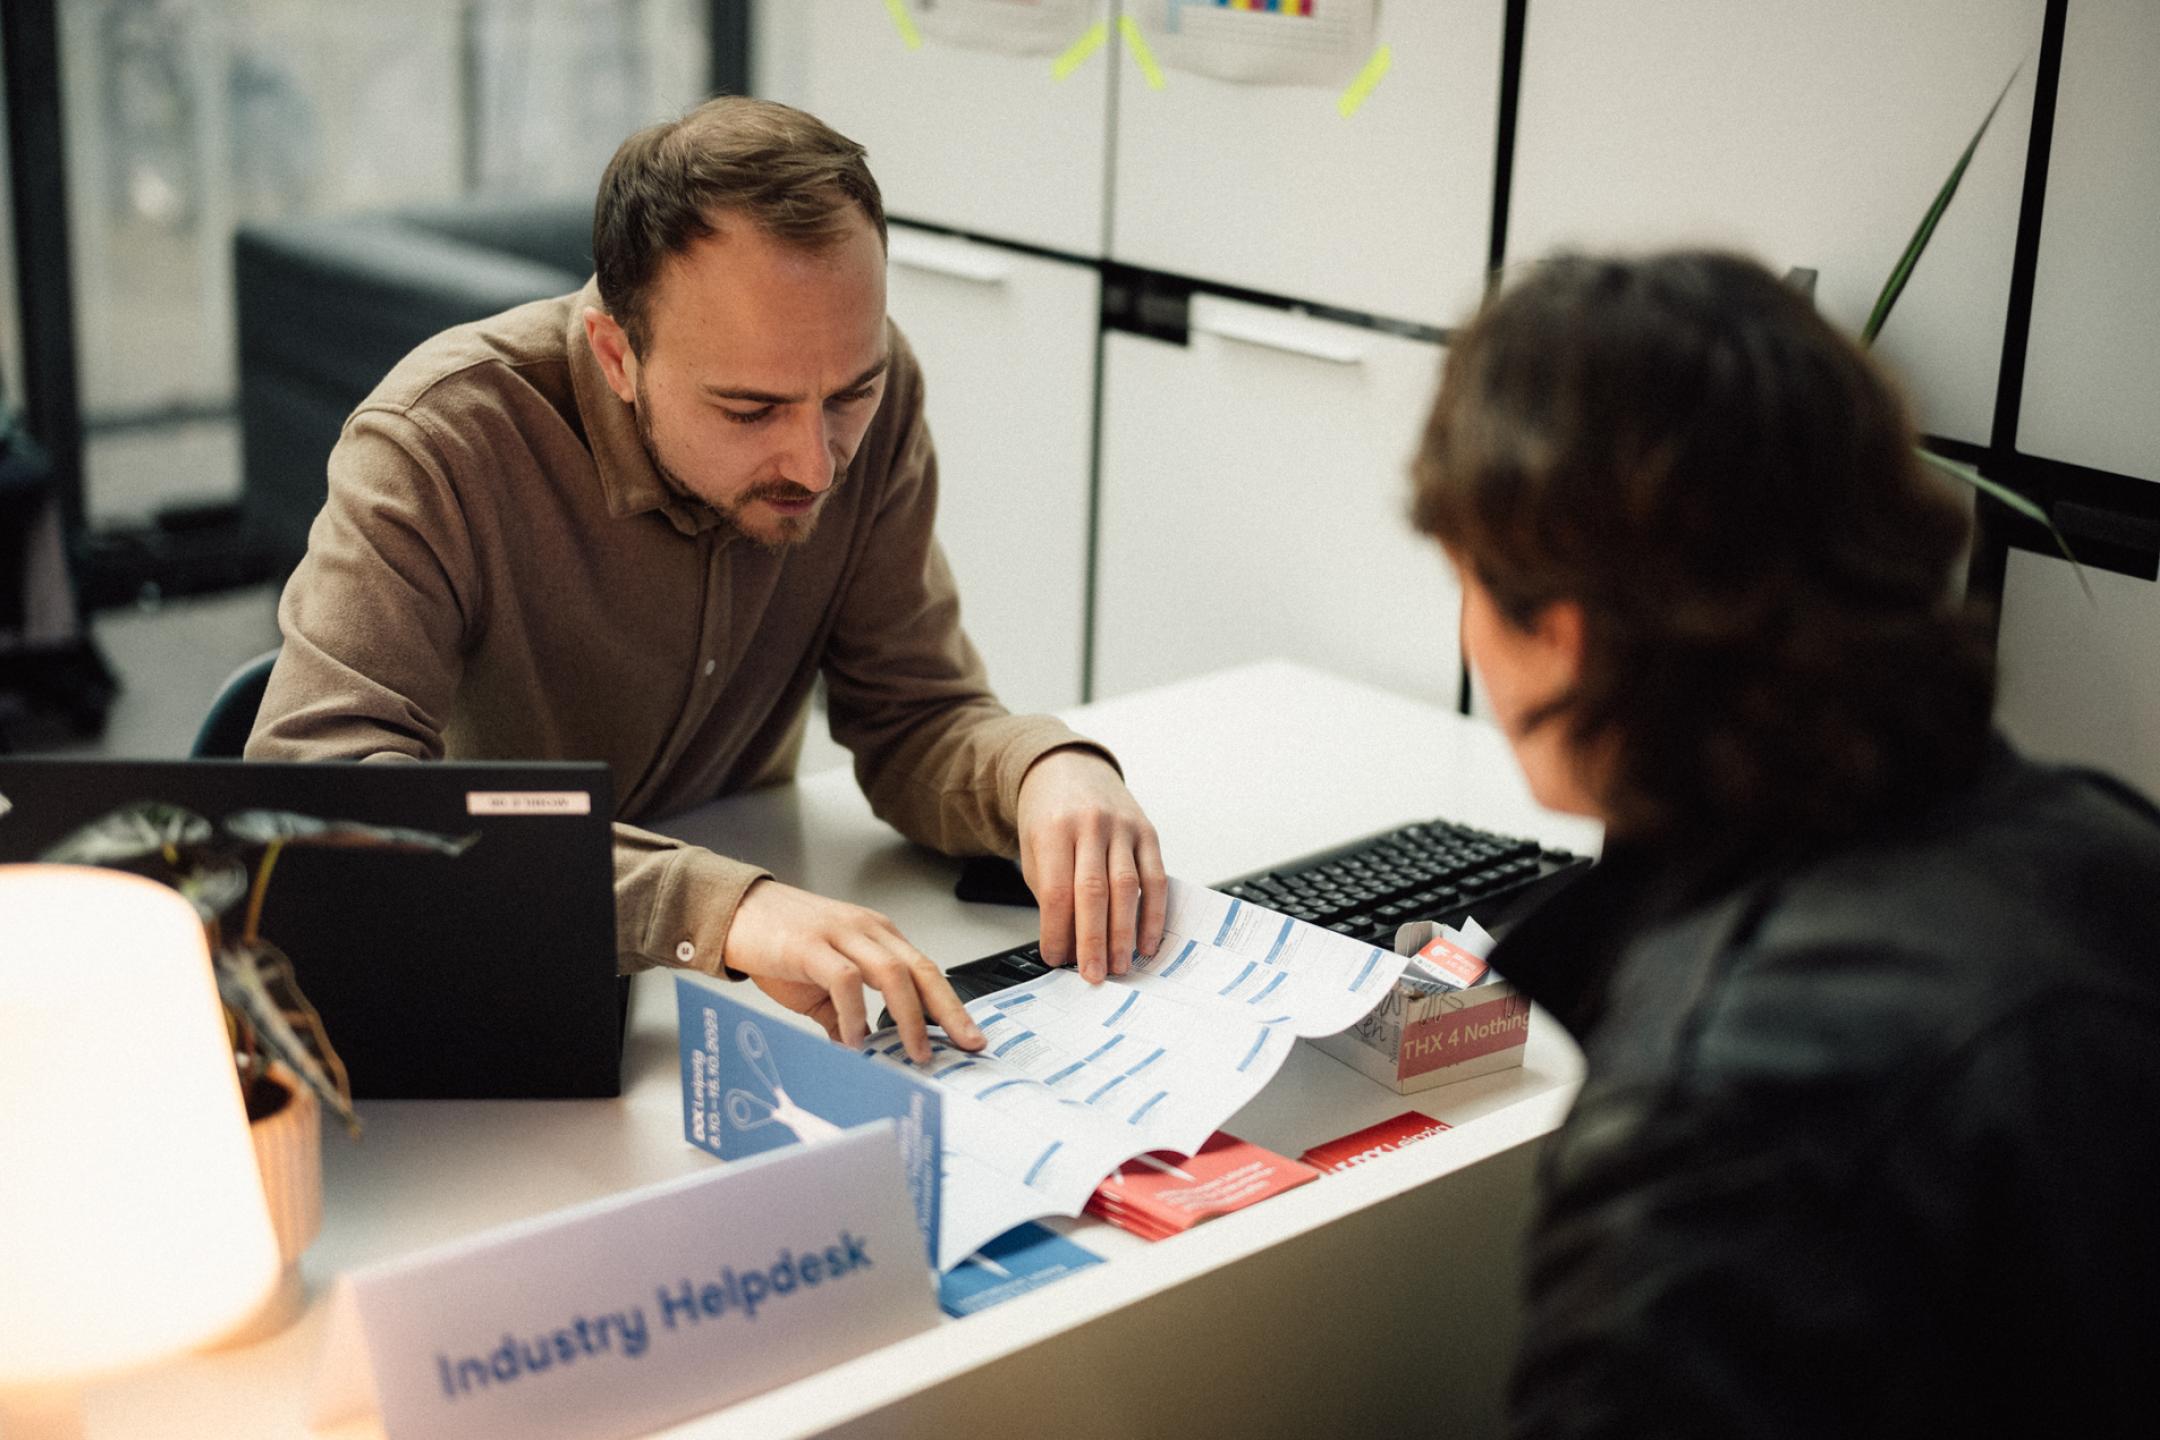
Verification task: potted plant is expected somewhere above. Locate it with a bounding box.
[1856,66,2086,593]
[38,803,475,1334]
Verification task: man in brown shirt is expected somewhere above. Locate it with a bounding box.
[248,98,1166,1062]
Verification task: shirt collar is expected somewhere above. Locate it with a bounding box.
[1490,737,2022,1043]
[1488,829,1780,1043]
[565,277,732,538]
[1485,847,1642,1041]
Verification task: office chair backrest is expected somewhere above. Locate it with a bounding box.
[191,649,280,758]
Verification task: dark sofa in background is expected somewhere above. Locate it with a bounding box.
[234,199,592,575]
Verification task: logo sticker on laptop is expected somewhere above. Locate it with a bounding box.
[466,791,592,816]
[0,792,11,819]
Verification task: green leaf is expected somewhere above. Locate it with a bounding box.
[1862,66,2019,347]
[222,809,479,857]
[1917,447,2094,604]
[40,803,214,867]
[214,938,361,1136]
[174,854,251,921]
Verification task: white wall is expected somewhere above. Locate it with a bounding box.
[1506,0,2043,447]
[2016,0,2160,484]
[1998,552,2160,799]
[753,0,2160,799]
[1995,0,2160,800]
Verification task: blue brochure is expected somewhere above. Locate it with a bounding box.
[676,976,943,1266]
[937,1223,1103,1318]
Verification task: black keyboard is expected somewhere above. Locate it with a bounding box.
[930,817,1589,1008]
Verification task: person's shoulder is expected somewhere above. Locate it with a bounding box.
[1768,747,2160,985]
[354,289,584,428]
[1691,748,2160,1088]
[874,316,927,426]
[836,317,933,514]
[885,315,924,382]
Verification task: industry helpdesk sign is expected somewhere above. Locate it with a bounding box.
[309,1124,936,1440]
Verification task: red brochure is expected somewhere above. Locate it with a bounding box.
[1084,1131,1319,1240]
[1413,933,1491,989]
[1298,1111,1451,1174]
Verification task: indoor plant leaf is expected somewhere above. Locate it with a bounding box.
[1855,66,2091,600]
[1862,67,2017,346]
[173,853,252,922]
[1918,447,2094,602]
[216,938,361,1136]
[40,802,215,868]
[223,809,479,856]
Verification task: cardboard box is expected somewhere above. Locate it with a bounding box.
[1313,975,1530,1093]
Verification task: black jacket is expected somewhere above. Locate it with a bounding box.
[1492,741,2160,1438]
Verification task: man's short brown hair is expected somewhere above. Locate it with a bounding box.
[593,96,887,353]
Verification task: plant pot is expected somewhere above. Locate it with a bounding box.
[217,1064,322,1345]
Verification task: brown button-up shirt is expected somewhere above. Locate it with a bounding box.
[248,280,1094,975]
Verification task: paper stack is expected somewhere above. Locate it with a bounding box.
[1083,1131,1318,1241]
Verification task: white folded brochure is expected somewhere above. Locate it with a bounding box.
[860,878,1410,1266]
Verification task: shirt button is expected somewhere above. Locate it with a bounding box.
[703,660,716,677]
[676,940,696,963]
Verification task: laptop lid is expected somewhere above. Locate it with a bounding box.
[0,758,620,1100]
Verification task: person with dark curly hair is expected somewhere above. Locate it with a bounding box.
[1412,251,2160,1437]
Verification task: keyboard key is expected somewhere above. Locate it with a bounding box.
[921,814,1580,1023]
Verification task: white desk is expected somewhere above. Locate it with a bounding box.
[80,662,1598,1439]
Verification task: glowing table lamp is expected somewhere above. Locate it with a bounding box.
[0,865,281,1440]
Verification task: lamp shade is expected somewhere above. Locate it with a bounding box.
[0,865,281,1385]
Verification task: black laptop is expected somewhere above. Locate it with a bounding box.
[0,758,623,1100]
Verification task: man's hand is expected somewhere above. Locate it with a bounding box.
[722,878,983,1063]
[1016,747,1168,983]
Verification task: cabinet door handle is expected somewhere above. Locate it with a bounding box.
[889,231,1013,286]
[1191,310,1367,366]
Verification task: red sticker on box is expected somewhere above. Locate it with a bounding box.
[1415,935,1490,988]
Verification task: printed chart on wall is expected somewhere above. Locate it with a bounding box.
[1134,0,1380,87]
[907,0,1103,56]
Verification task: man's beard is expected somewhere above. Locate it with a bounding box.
[632,377,833,552]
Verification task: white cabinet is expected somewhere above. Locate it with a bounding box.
[888,226,1098,711]
[788,0,1114,256]
[1092,296,1460,702]
[1997,551,2160,803]
[1506,0,2044,446]
[2016,0,2160,484]
[1109,0,1506,328]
